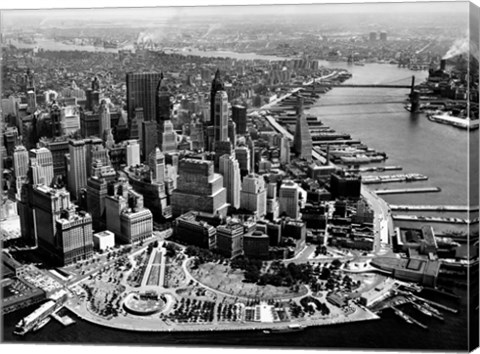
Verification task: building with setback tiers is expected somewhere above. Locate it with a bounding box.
[105,178,153,244]
[31,185,93,265]
[171,159,228,218]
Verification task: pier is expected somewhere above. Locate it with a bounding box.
[391,215,468,224]
[346,166,403,173]
[375,187,441,195]
[389,204,478,212]
[51,311,76,327]
[313,139,362,146]
[362,174,428,185]
[407,293,458,314]
[391,306,428,329]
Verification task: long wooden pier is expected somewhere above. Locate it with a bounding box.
[389,205,478,212]
[375,187,441,195]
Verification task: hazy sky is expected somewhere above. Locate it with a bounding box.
[1,0,469,25]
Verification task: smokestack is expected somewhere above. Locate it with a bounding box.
[440,59,446,71]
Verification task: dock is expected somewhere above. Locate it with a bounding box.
[313,139,362,145]
[389,204,478,212]
[51,311,76,327]
[392,215,468,224]
[392,306,428,329]
[405,293,458,314]
[375,187,441,195]
[346,166,403,173]
[362,174,428,184]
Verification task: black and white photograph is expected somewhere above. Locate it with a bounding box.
[0,0,479,352]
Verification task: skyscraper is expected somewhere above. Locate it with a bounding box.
[210,69,225,125]
[156,75,178,153]
[99,99,111,142]
[293,95,313,161]
[214,90,229,145]
[219,154,241,209]
[29,147,54,187]
[240,174,267,218]
[126,72,162,122]
[279,181,301,219]
[171,159,228,217]
[13,145,29,180]
[232,105,247,134]
[148,147,165,184]
[68,139,87,201]
[13,145,29,200]
[126,139,141,166]
[142,120,158,161]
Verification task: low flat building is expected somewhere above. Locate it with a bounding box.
[93,230,115,251]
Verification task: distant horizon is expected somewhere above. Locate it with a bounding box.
[1,1,469,27]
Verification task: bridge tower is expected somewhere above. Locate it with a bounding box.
[409,76,420,113]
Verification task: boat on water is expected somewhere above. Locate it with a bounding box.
[413,303,433,317]
[32,317,51,332]
[263,324,306,334]
[13,290,68,336]
[394,309,413,324]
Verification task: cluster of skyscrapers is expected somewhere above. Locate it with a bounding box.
[2,64,321,265]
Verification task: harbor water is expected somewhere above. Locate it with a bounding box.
[2,44,475,350]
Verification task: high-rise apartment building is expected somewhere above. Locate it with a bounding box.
[279,181,301,219]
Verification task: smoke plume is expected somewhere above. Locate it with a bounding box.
[443,37,469,59]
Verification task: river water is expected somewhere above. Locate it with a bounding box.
[2,42,475,351]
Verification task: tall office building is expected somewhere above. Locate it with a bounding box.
[232,105,247,134]
[219,154,241,209]
[126,72,162,122]
[68,139,87,201]
[105,179,153,243]
[13,145,29,200]
[190,118,204,150]
[213,90,229,145]
[240,174,267,218]
[99,100,111,141]
[125,139,141,166]
[279,136,291,165]
[156,76,178,153]
[293,96,313,161]
[235,145,251,177]
[31,185,93,265]
[142,120,157,161]
[171,159,228,217]
[148,147,165,184]
[210,69,225,125]
[279,181,301,219]
[13,145,29,179]
[29,147,54,187]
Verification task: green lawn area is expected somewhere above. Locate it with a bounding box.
[190,262,307,300]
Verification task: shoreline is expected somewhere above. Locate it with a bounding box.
[64,301,380,333]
